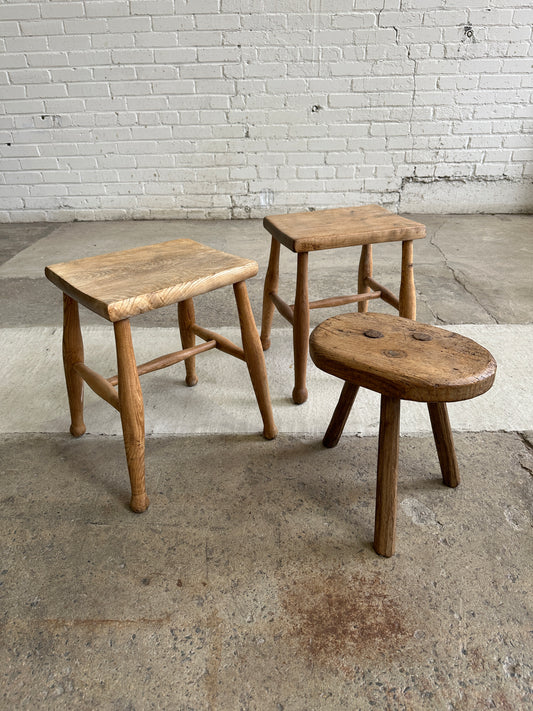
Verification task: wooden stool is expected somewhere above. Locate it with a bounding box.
[309,312,496,557]
[260,205,426,404]
[45,238,278,513]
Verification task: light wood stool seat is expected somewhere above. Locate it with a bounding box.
[260,205,426,404]
[309,312,496,557]
[45,238,277,513]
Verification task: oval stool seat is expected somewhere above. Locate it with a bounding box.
[309,312,496,557]
[310,312,496,403]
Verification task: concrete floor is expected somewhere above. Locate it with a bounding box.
[1,215,532,710]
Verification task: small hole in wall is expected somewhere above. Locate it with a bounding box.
[311,105,322,113]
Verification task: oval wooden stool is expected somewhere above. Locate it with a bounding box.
[45,238,277,513]
[260,205,426,404]
[309,312,496,557]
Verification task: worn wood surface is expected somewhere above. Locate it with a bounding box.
[73,362,120,411]
[62,294,86,437]
[178,298,199,387]
[107,340,217,387]
[357,243,373,314]
[46,238,258,322]
[292,252,310,404]
[264,205,425,253]
[374,394,401,557]
[323,381,360,449]
[260,237,281,351]
[234,281,278,440]
[399,239,416,320]
[114,318,149,514]
[310,312,496,403]
[428,402,460,487]
[307,291,380,310]
[366,277,400,311]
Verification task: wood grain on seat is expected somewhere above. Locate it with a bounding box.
[264,205,426,253]
[310,312,496,403]
[45,238,258,322]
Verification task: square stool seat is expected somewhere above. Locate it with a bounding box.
[260,205,426,405]
[45,238,277,514]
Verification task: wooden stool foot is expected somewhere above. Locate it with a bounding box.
[262,424,278,440]
[186,374,199,387]
[261,335,272,351]
[130,493,150,513]
[69,423,86,438]
[292,386,308,405]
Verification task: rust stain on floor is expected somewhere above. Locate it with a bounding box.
[280,571,411,673]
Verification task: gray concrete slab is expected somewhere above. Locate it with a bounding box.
[1,432,532,710]
[2,325,532,435]
[0,223,57,267]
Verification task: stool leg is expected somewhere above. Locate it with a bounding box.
[114,319,149,513]
[323,381,359,448]
[374,395,401,557]
[292,251,310,405]
[428,402,460,488]
[62,294,86,437]
[399,239,416,320]
[178,298,198,387]
[234,281,278,440]
[260,237,280,351]
[357,244,373,314]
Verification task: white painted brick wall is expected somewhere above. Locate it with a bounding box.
[0,0,531,221]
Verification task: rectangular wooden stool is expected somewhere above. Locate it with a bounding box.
[260,205,426,404]
[45,238,277,513]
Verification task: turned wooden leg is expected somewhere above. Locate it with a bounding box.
[234,281,278,440]
[292,251,310,405]
[428,402,460,488]
[374,395,401,557]
[178,298,198,387]
[358,244,373,314]
[114,319,149,513]
[323,381,360,449]
[260,237,280,351]
[62,294,86,437]
[399,239,416,320]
